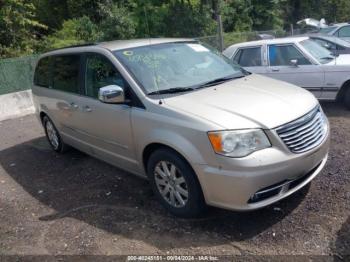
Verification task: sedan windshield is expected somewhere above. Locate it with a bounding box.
[301,39,335,64]
[329,37,350,48]
[114,42,245,94]
[318,26,337,34]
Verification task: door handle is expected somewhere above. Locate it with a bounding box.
[83,106,92,112]
[70,102,79,109]
[271,68,280,72]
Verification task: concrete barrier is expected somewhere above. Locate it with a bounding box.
[0,90,35,121]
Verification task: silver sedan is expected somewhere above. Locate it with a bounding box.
[224,36,350,109]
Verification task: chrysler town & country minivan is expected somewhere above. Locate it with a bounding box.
[32,39,330,217]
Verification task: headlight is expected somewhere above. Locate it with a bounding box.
[208,129,271,158]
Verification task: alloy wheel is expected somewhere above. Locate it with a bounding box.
[154,161,189,208]
[46,120,59,150]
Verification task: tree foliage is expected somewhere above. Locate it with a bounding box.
[42,16,101,50]
[2,0,350,58]
[0,0,46,58]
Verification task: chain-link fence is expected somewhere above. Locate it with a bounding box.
[0,55,38,95]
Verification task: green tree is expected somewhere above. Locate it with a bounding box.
[98,3,136,40]
[0,0,46,58]
[250,0,284,30]
[221,0,253,32]
[66,0,110,22]
[42,16,100,50]
[33,0,69,32]
[131,0,216,38]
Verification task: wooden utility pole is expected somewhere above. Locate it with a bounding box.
[212,0,224,51]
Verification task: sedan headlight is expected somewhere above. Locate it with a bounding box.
[208,129,271,158]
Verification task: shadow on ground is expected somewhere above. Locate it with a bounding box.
[332,216,350,257]
[0,134,311,250]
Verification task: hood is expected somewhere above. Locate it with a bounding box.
[297,18,327,29]
[163,74,318,129]
[326,54,350,65]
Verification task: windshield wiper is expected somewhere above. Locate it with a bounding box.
[195,74,245,89]
[320,56,335,60]
[148,87,195,95]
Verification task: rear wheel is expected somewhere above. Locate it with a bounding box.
[147,148,206,218]
[345,87,350,110]
[43,116,69,153]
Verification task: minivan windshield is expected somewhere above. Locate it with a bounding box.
[300,39,335,64]
[114,42,245,95]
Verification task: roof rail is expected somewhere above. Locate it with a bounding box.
[49,42,97,52]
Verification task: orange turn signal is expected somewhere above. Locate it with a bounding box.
[208,132,223,153]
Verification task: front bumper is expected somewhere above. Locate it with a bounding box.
[193,130,330,211]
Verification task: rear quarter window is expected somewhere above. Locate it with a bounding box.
[233,47,262,67]
[34,57,51,87]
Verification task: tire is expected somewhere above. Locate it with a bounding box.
[345,87,350,110]
[43,116,69,153]
[147,148,206,218]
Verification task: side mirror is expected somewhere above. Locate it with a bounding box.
[290,59,298,67]
[98,85,125,104]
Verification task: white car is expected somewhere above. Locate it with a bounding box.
[318,23,350,42]
[223,37,350,109]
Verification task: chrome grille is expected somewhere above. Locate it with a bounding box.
[276,106,328,153]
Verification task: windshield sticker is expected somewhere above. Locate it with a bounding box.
[186,44,209,52]
[123,50,133,56]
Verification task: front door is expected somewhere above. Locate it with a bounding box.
[265,44,324,98]
[73,52,138,173]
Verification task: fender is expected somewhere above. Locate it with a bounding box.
[138,128,207,169]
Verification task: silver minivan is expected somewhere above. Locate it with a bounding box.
[32,39,330,217]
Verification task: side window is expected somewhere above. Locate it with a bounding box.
[338,26,350,37]
[233,47,262,67]
[268,45,311,66]
[34,57,51,87]
[85,53,127,99]
[52,55,80,94]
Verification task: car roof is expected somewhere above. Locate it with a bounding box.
[308,34,339,41]
[231,36,308,47]
[98,38,194,50]
[41,38,194,57]
[223,36,309,56]
[309,33,350,47]
[329,23,348,27]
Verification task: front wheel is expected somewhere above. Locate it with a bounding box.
[147,148,206,218]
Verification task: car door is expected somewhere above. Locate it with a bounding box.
[47,54,85,140]
[232,46,267,74]
[72,52,139,173]
[265,44,324,98]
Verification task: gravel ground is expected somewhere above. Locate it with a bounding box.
[0,102,349,258]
